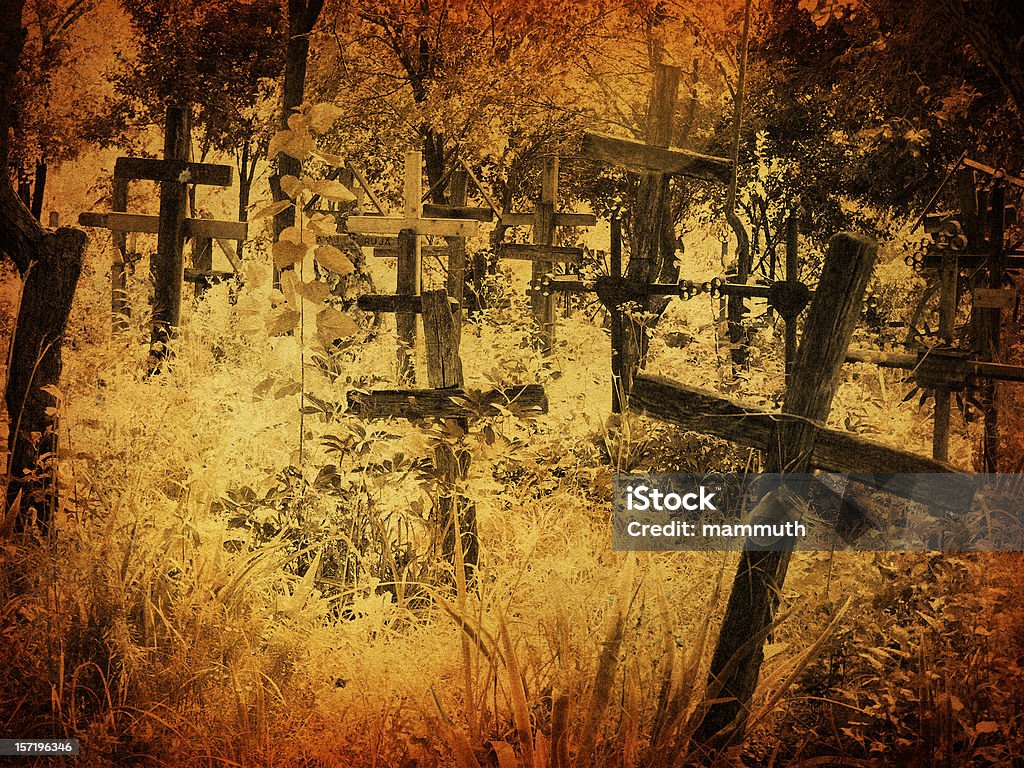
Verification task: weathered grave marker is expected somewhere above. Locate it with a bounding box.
[499,156,596,353]
[351,286,547,578]
[78,106,247,355]
[869,161,1023,464]
[625,234,971,744]
[347,151,483,383]
[582,63,731,387]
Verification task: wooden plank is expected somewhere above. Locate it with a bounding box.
[111,177,130,333]
[357,294,423,314]
[532,157,559,354]
[347,384,548,420]
[396,227,418,384]
[962,158,1024,189]
[501,212,597,228]
[784,211,799,381]
[973,287,1016,309]
[628,374,965,495]
[499,243,583,263]
[457,157,503,219]
[423,203,494,222]
[191,237,213,298]
[150,105,191,364]
[346,215,482,238]
[78,211,248,240]
[372,245,448,258]
[581,133,732,184]
[215,238,243,272]
[422,290,463,389]
[345,160,386,214]
[115,156,233,186]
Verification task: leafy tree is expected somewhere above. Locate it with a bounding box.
[9,0,101,218]
[102,0,286,227]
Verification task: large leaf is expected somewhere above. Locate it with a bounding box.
[307,103,342,134]
[312,149,346,168]
[272,240,308,268]
[266,308,301,336]
[307,213,338,237]
[314,245,355,276]
[279,225,316,246]
[267,128,314,162]
[279,175,305,201]
[297,279,332,305]
[250,199,292,221]
[316,307,358,344]
[309,179,356,203]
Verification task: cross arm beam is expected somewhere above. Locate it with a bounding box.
[628,374,972,508]
[346,215,482,238]
[581,133,732,184]
[114,157,233,186]
[78,211,248,240]
[347,384,548,420]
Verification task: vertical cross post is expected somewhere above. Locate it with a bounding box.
[422,289,477,578]
[531,157,559,353]
[980,182,1006,471]
[694,233,879,746]
[397,150,423,384]
[624,63,680,385]
[609,212,627,413]
[150,105,191,363]
[933,250,958,461]
[446,169,469,307]
[784,210,799,382]
[111,176,130,334]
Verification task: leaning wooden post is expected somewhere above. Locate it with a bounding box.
[693,232,879,746]
[149,105,191,363]
[422,289,478,577]
[531,156,559,353]
[395,151,423,383]
[626,63,680,380]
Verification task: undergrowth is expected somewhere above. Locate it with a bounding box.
[0,234,1021,767]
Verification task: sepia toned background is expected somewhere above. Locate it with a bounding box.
[1,0,1022,765]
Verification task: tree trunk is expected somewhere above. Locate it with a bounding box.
[5,224,86,528]
[271,0,324,242]
[1,0,87,529]
[30,160,45,220]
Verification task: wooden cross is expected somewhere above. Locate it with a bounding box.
[346,151,483,383]
[898,162,1021,465]
[581,63,732,389]
[625,233,971,744]
[498,155,597,353]
[78,106,247,353]
[350,287,547,578]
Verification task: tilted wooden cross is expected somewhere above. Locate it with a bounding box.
[350,287,547,577]
[581,63,732,391]
[78,106,247,355]
[498,155,597,353]
[346,151,483,383]
[624,233,972,745]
